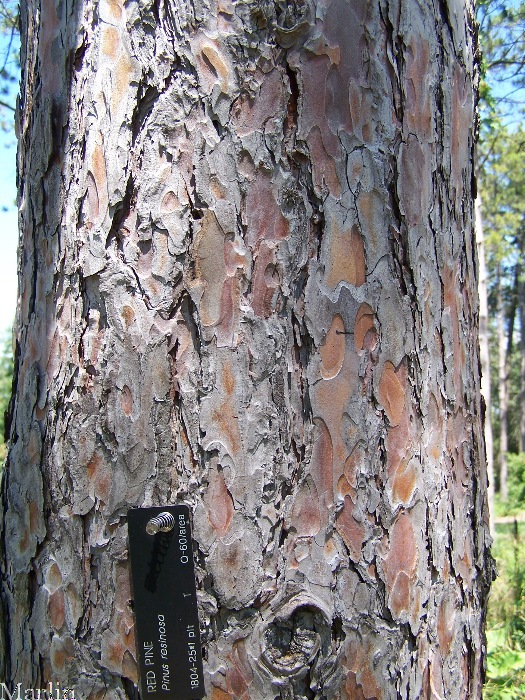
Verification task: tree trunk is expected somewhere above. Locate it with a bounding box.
[519,234,525,454]
[1,0,493,698]
[476,195,494,532]
[497,267,509,500]
[519,290,525,452]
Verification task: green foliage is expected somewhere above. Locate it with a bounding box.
[0,0,18,127]
[480,125,525,474]
[477,0,525,125]
[479,126,525,264]
[0,327,13,460]
[503,454,525,515]
[489,337,524,468]
[493,457,525,517]
[485,520,525,698]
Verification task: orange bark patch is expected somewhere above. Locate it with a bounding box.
[405,36,432,139]
[213,357,242,455]
[426,392,444,460]
[336,473,354,499]
[245,171,290,249]
[429,652,446,699]
[206,467,234,537]
[382,512,418,619]
[299,52,332,142]
[338,444,364,493]
[87,452,102,482]
[222,361,235,397]
[85,171,100,221]
[348,83,373,143]
[50,636,75,675]
[251,242,279,318]
[343,671,378,700]
[18,530,30,555]
[87,451,113,503]
[100,610,136,679]
[290,477,321,537]
[442,262,465,401]
[343,636,382,700]
[454,538,474,588]
[378,361,405,427]
[48,589,66,630]
[354,303,377,353]
[437,594,456,657]
[312,342,358,486]
[323,0,367,68]
[112,54,133,112]
[46,562,63,592]
[211,687,231,700]
[122,649,138,684]
[216,275,242,347]
[221,538,244,571]
[194,211,227,327]
[226,640,253,698]
[102,632,127,673]
[121,305,135,328]
[392,459,417,505]
[211,401,241,457]
[210,176,226,200]
[115,563,134,621]
[307,126,341,197]
[298,0,369,196]
[336,496,365,562]
[302,32,341,64]
[451,65,472,212]
[383,377,417,510]
[161,190,181,213]
[29,500,41,534]
[310,417,334,513]
[39,0,61,94]
[199,44,230,92]
[232,68,283,136]
[65,583,82,627]
[399,135,431,227]
[337,445,364,503]
[121,385,133,416]
[320,314,346,379]
[51,646,67,674]
[106,0,123,19]
[101,26,119,59]
[389,570,411,618]
[92,144,106,200]
[326,223,366,289]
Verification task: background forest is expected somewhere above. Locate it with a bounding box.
[478,0,525,695]
[0,0,523,695]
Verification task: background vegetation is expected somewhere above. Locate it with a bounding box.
[477,0,525,695]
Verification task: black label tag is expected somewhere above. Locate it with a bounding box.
[127,505,205,699]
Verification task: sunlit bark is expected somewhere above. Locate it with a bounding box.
[0,0,493,697]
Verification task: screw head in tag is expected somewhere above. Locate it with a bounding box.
[146,511,176,535]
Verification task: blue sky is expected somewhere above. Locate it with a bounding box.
[0,131,18,335]
[0,27,18,336]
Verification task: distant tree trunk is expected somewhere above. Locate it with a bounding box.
[507,263,519,364]
[519,232,525,454]
[476,196,494,532]
[0,0,493,698]
[497,267,509,500]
